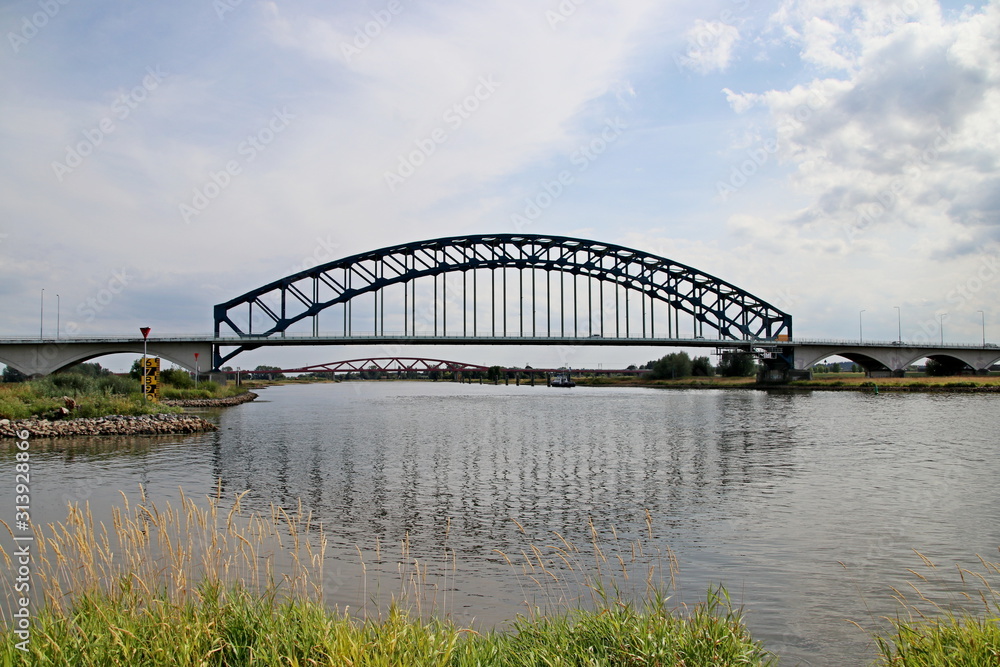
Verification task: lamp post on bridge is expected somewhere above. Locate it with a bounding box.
[39,288,44,339]
[859,309,865,344]
[894,306,901,343]
[939,313,946,345]
[978,310,985,347]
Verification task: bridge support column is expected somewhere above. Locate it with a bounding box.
[757,354,807,384]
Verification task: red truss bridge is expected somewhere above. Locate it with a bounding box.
[282,357,488,374]
[245,357,651,376]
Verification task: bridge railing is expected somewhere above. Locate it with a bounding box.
[793,338,998,349]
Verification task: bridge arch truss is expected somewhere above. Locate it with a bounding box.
[214,234,792,367]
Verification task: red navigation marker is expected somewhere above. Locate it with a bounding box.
[194,352,200,360]
[140,327,151,340]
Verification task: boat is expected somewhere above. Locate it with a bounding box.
[550,373,575,387]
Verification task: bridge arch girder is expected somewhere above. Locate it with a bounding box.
[0,341,213,377]
[802,350,894,372]
[214,234,792,346]
[795,346,1000,374]
[921,352,994,373]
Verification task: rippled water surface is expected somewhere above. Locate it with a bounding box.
[3,382,999,665]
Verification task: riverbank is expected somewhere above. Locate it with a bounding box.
[574,373,1000,392]
[0,413,218,438]
[162,391,259,407]
[0,391,261,438]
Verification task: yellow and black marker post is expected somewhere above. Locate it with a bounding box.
[142,357,161,402]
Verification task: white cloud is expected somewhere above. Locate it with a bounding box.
[728,0,999,252]
[680,19,742,73]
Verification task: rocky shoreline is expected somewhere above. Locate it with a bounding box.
[0,392,260,439]
[0,413,219,439]
[163,391,259,407]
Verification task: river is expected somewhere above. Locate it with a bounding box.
[3,381,999,665]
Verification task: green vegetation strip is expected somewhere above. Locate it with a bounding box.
[1,585,772,666]
[0,366,251,420]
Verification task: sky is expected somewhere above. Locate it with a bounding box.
[1,0,998,372]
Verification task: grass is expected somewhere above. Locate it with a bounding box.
[0,374,254,419]
[574,372,1000,391]
[3,488,998,664]
[790,373,1000,389]
[869,551,1000,666]
[0,585,767,666]
[160,382,253,401]
[575,375,756,388]
[0,488,774,666]
[0,375,183,420]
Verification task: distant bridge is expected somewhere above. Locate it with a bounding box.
[243,357,651,376]
[1,234,997,381]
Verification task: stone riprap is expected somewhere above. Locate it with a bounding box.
[0,413,218,438]
[162,392,259,408]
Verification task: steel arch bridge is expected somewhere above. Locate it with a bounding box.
[213,234,792,369]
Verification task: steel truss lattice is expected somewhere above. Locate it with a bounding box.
[214,234,792,363]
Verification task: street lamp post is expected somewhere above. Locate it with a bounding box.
[39,289,44,339]
[939,313,946,345]
[56,294,60,340]
[978,310,986,347]
[860,309,866,344]
[894,306,901,343]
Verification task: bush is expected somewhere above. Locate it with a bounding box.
[160,368,195,388]
[651,352,692,380]
[41,373,94,395]
[925,357,970,376]
[96,375,140,395]
[717,352,756,377]
[692,356,714,377]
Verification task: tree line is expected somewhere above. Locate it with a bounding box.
[642,351,757,380]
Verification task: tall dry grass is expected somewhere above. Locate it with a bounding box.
[0,484,327,617]
[0,487,774,665]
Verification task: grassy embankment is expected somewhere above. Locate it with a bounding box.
[0,489,772,666]
[2,489,998,665]
[0,374,250,420]
[575,372,1000,391]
